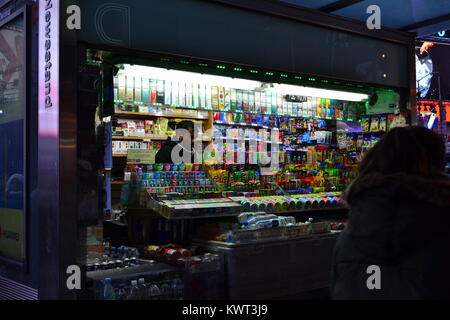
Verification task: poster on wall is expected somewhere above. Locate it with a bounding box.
[0,14,26,263]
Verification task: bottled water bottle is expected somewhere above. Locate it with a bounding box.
[160,281,171,300]
[138,278,147,300]
[278,216,296,226]
[116,284,127,300]
[148,283,162,300]
[103,278,116,300]
[127,280,140,300]
[171,277,184,300]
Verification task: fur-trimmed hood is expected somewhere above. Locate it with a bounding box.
[344,172,450,208]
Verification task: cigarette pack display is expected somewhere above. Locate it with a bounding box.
[242,90,249,113]
[217,87,224,110]
[199,84,206,110]
[224,88,231,111]
[271,94,277,115]
[186,83,193,108]
[126,75,134,102]
[172,81,179,107]
[236,90,243,112]
[164,80,172,105]
[179,82,186,107]
[142,77,150,104]
[230,89,237,111]
[211,86,219,110]
[193,84,200,109]
[134,76,142,103]
[205,85,212,110]
[288,102,301,117]
[254,92,261,113]
[282,101,288,116]
[118,73,126,101]
[150,79,157,104]
[248,91,255,113]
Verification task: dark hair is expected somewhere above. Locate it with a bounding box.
[357,126,445,178]
[176,120,194,131]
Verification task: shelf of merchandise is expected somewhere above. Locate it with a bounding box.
[114,103,358,123]
[112,135,168,141]
[111,180,127,185]
[114,110,209,120]
[214,121,271,129]
[213,137,283,144]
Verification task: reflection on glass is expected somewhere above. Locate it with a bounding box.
[0,15,25,262]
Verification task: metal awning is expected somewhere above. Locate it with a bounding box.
[279,0,450,37]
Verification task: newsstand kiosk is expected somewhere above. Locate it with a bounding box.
[0,0,416,300]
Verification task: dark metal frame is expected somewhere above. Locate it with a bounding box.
[208,0,415,45]
[319,0,364,13]
[0,5,29,270]
[207,0,417,121]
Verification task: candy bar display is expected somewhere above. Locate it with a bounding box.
[113,118,167,138]
[120,163,221,207]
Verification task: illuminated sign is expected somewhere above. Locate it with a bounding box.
[417,100,450,122]
[39,0,59,137]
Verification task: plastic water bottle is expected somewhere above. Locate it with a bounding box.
[138,278,147,300]
[245,214,278,226]
[127,280,140,300]
[171,277,184,300]
[160,281,171,300]
[103,278,116,300]
[248,219,276,230]
[278,216,296,226]
[148,283,162,300]
[116,284,127,300]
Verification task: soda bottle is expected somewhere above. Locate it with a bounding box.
[138,278,147,300]
[160,281,171,300]
[127,280,140,300]
[115,284,127,300]
[171,277,184,300]
[148,283,162,300]
[103,278,116,300]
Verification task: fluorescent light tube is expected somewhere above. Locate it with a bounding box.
[271,84,369,102]
[122,64,369,102]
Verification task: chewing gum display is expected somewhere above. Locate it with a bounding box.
[126,75,134,102]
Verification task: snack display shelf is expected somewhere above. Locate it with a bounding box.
[214,121,270,129]
[113,109,209,120]
[112,135,168,140]
[111,180,127,185]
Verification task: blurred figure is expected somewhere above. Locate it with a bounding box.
[332,126,450,299]
[5,173,24,210]
[155,121,194,163]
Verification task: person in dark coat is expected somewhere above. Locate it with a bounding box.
[331,126,450,300]
[155,120,195,163]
